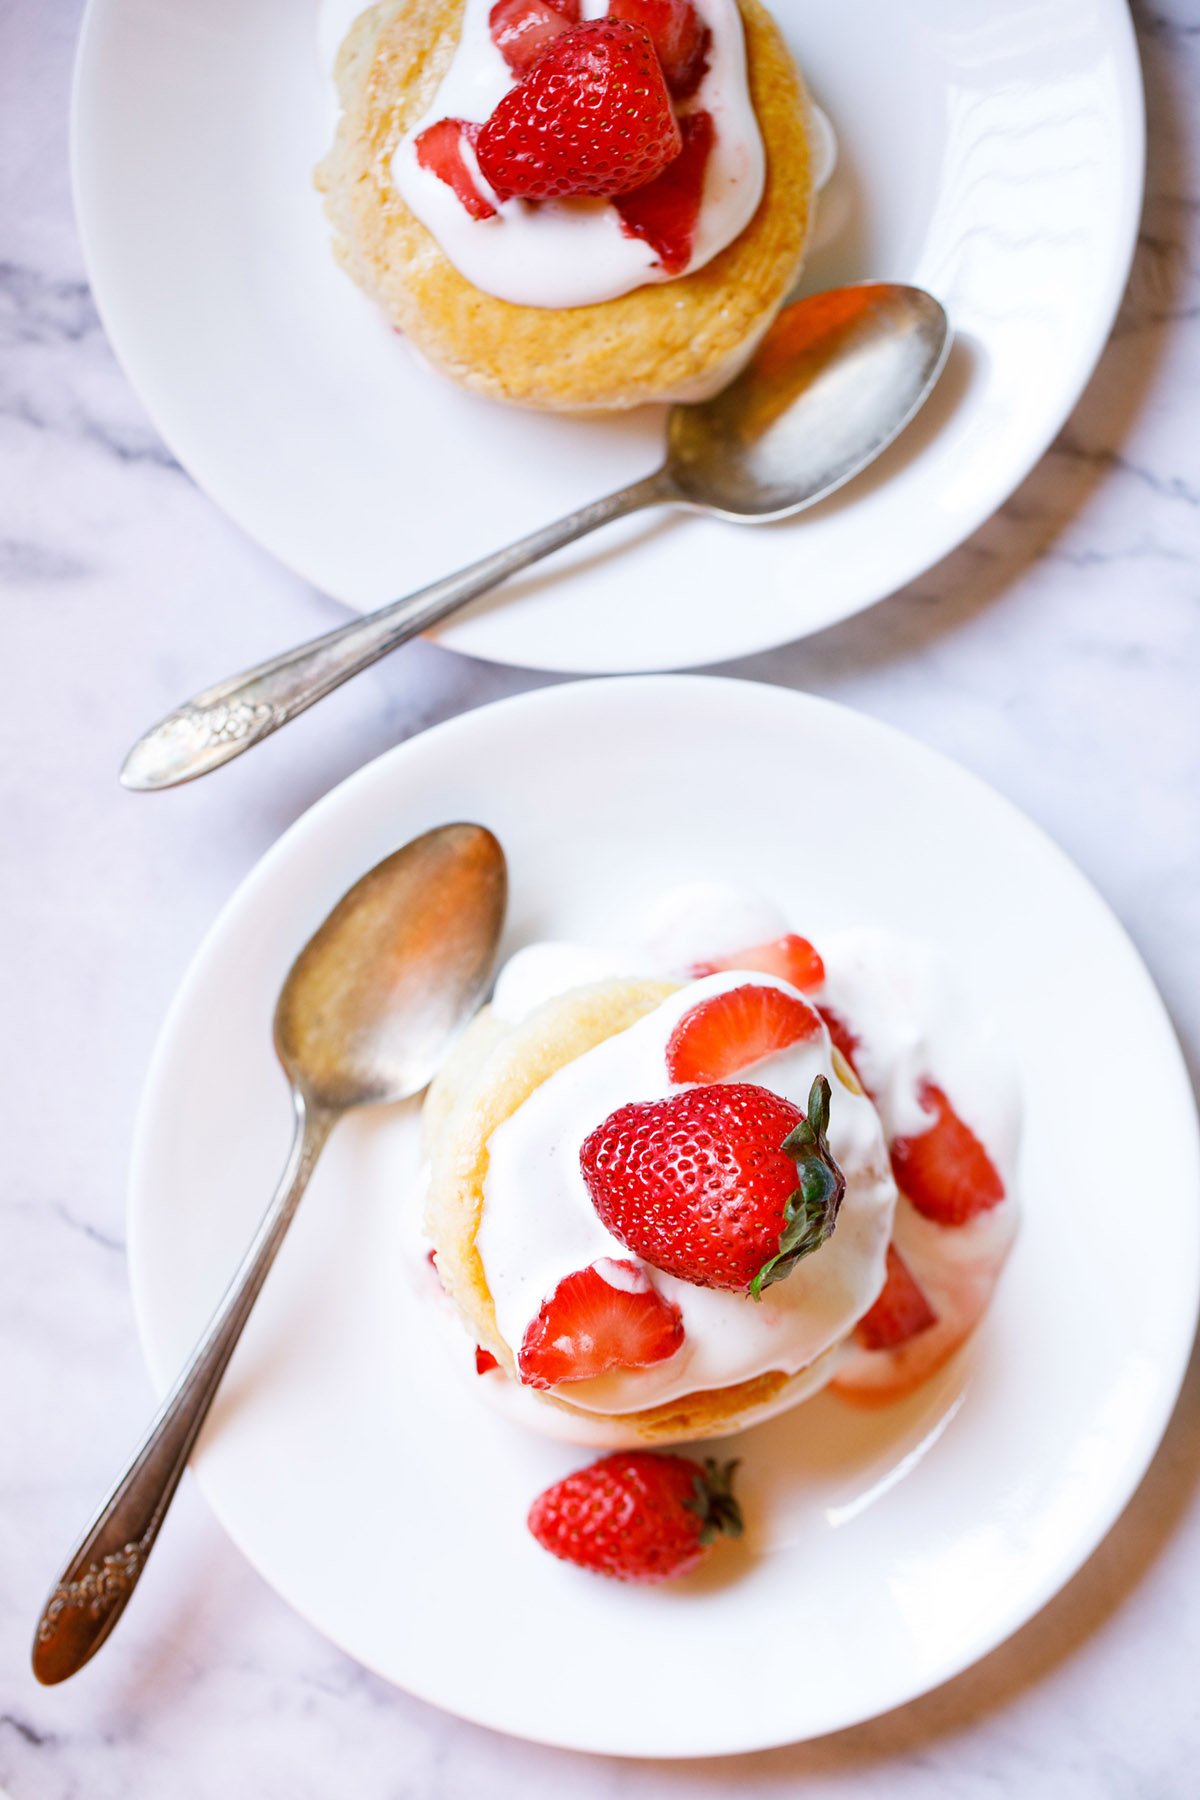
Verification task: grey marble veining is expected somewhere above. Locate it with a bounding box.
[3,1,1200,1796]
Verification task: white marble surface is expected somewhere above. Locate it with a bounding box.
[3,1,1200,1794]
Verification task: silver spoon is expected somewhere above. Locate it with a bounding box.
[122,282,949,791]
[32,822,507,1684]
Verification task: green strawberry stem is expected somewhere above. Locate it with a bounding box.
[749,1075,846,1299]
[682,1458,744,1545]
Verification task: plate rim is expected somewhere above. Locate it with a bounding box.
[70,0,1146,673]
[126,673,1200,1756]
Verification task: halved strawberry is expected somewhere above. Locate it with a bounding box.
[890,1080,1006,1226]
[616,108,713,275]
[517,1259,684,1389]
[474,1345,500,1374]
[854,1244,937,1350]
[489,0,579,76]
[607,0,711,98]
[475,21,682,202]
[414,118,496,220]
[666,982,823,1085]
[581,1077,845,1294]
[691,932,826,993]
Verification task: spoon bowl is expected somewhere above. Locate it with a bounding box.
[122,283,950,791]
[276,823,507,1109]
[667,284,949,519]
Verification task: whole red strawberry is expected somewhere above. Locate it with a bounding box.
[581,1075,845,1296]
[528,1451,742,1581]
[475,20,683,202]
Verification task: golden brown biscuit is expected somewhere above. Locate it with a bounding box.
[316,0,814,411]
[422,978,843,1445]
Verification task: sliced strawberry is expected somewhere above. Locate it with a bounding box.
[414,118,497,221]
[489,0,579,76]
[607,0,711,98]
[614,107,712,273]
[475,21,682,202]
[517,1259,684,1389]
[666,981,822,1085]
[854,1244,937,1350]
[474,1345,500,1374]
[691,932,826,993]
[890,1080,1006,1226]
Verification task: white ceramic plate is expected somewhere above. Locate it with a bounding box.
[72,0,1143,673]
[129,676,1198,1755]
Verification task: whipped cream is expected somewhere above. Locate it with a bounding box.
[490,881,791,1020]
[478,969,897,1414]
[390,0,767,308]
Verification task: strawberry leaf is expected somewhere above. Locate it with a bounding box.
[681,1458,744,1544]
[750,1075,846,1298]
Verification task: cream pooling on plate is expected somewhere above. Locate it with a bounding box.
[389,0,767,308]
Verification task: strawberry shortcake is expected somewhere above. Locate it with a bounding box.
[316,0,814,409]
[421,885,1020,1446]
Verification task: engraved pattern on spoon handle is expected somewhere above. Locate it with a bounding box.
[122,469,678,791]
[31,1099,335,1684]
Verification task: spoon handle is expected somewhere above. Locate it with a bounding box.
[121,468,677,791]
[31,1100,334,1684]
